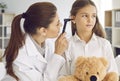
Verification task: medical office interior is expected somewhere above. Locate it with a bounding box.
[0,0,120,80]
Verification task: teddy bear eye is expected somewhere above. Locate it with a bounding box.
[97,72,99,75]
[86,72,89,75]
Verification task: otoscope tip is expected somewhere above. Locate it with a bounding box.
[64,18,73,22]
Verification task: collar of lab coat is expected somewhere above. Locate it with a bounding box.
[25,34,47,63]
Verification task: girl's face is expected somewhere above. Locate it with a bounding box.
[73,5,97,33]
[46,13,62,38]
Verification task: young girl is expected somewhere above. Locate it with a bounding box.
[1,2,68,81]
[58,0,119,80]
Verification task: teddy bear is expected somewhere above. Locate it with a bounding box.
[58,56,119,81]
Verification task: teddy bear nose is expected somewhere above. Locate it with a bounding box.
[90,75,97,81]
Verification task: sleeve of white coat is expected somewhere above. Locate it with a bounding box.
[44,54,65,81]
[0,62,6,80]
[56,40,73,79]
[13,61,43,81]
[104,40,119,74]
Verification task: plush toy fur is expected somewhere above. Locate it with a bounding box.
[59,56,119,81]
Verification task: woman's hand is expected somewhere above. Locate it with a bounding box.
[54,33,68,55]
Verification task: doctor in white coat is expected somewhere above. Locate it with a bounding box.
[1,2,68,81]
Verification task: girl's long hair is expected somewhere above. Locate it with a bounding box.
[70,0,106,38]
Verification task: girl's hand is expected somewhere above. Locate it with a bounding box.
[54,33,68,55]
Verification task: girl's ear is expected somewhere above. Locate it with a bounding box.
[71,16,76,24]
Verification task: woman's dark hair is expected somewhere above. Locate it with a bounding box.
[70,0,106,38]
[3,2,57,81]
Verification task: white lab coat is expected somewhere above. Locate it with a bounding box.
[0,62,6,80]
[1,35,65,81]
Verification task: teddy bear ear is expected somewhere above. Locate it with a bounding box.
[99,57,108,68]
[75,56,87,67]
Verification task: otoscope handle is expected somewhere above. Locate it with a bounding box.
[62,21,67,33]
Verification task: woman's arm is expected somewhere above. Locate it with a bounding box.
[0,62,6,80]
[44,54,65,81]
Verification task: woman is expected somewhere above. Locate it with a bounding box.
[2,2,68,81]
[58,0,119,80]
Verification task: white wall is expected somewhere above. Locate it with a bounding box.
[1,0,110,37]
[112,0,120,9]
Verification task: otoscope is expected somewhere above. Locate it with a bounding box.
[62,18,73,33]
